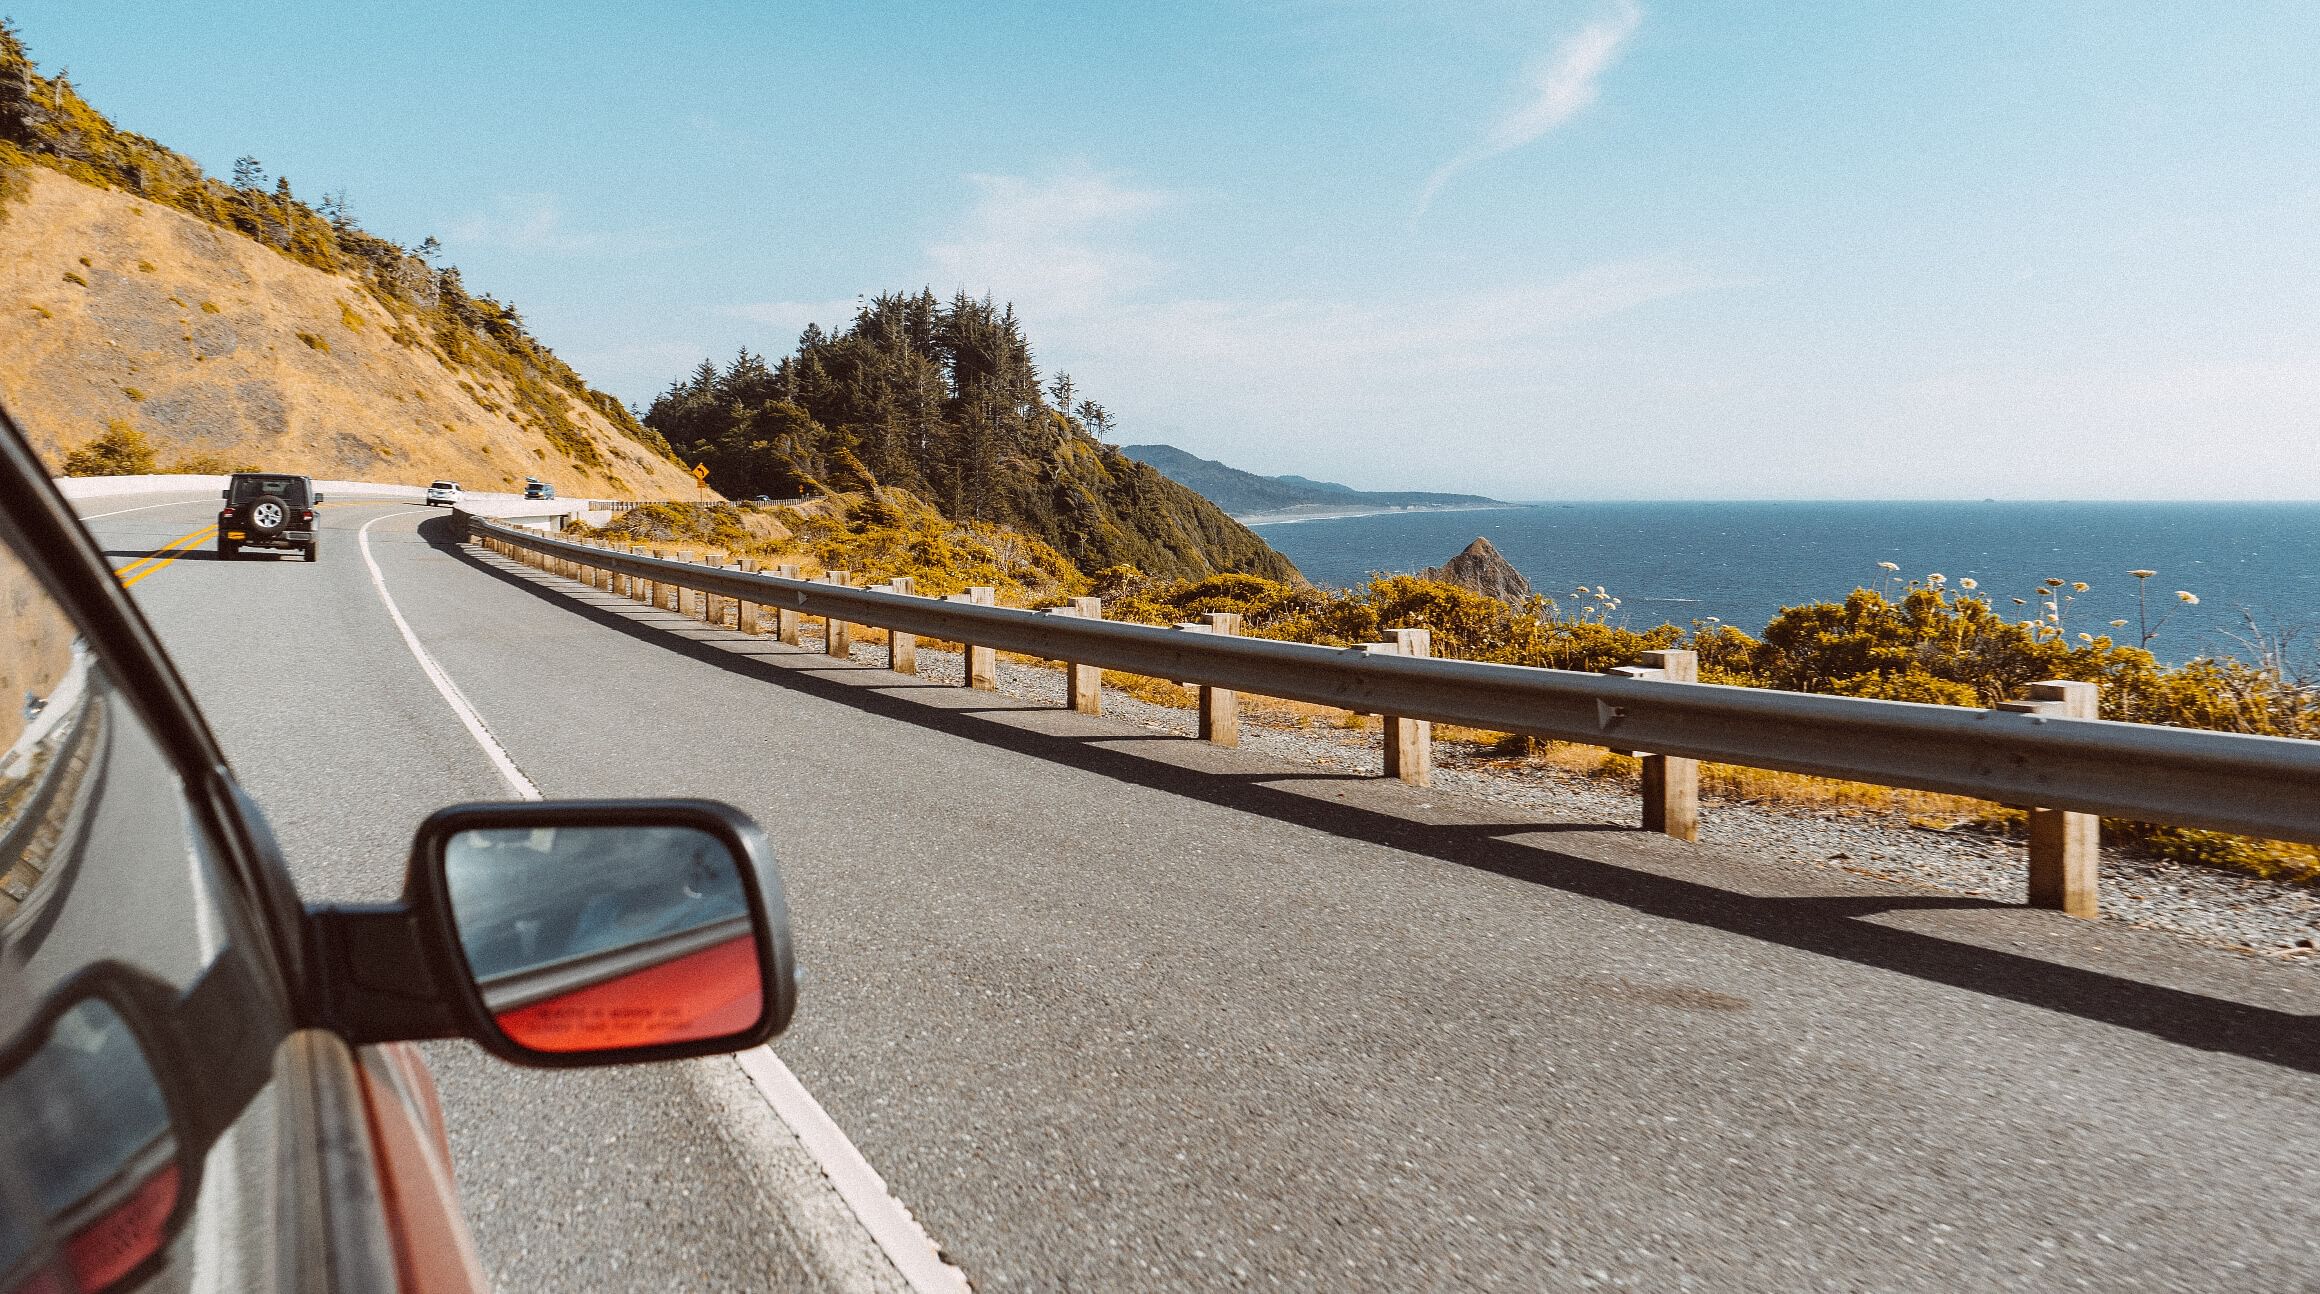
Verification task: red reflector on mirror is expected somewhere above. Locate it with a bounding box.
[493,934,760,1054]
[63,1160,179,1292]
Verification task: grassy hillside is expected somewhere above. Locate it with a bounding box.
[0,23,698,496]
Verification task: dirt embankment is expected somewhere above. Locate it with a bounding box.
[0,167,703,499]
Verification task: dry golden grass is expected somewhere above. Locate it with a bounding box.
[0,167,703,498]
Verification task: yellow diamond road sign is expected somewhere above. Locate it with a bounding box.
[692,463,710,481]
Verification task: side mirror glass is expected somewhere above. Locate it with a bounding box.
[444,824,760,1054]
[312,491,325,503]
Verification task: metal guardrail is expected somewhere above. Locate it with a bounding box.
[461,513,2320,856]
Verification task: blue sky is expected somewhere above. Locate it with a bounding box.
[10,2,2316,498]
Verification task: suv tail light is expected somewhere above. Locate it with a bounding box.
[300,510,315,522]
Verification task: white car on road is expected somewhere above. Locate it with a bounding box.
[425,480,462,507]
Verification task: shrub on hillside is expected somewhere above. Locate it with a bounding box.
[60,419,156,475]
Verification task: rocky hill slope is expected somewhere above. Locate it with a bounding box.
[0,26,697,497]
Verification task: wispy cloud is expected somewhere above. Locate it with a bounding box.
[927,166,1173,317]
[1418,0,1642,214]
[443,194,606,254]
[443,194,687,259]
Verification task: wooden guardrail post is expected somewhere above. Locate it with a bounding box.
[775,564,803,644]
[645,550,665,610]
[965,587,997,689]
[1999,680,2101,918]
[1638,649,1699,841]
[1063,597,1102,714]
[702,553,727,624]
[886,577,918,673]
[1380,628,1433,785]
[823,571,853,657]
[735,559,762,634]
[1194,613,1241,745]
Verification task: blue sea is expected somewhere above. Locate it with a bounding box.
[1248,502,2320,666]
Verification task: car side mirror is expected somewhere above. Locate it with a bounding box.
[313,491,325,503]
[219,489,229,501]
[307,800,796,1066]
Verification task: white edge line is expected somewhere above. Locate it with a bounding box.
[735,1047,972,1293]
[372,513,969,1292]
[357,511,542,801]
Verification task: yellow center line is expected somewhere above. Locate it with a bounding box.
[112,499,380,589]
[115,523,220,581]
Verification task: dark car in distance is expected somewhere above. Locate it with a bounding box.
[218,472,321,562]
[522,481,556,501]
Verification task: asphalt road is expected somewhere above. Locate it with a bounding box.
[87,494,2320,1291]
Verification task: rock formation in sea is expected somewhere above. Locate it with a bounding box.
[1420,537,1532,603]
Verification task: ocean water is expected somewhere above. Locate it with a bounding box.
[1248,502,2320,666]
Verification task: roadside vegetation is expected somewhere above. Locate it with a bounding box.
[575,489,1087,603]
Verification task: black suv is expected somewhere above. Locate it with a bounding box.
[218,473,322,562]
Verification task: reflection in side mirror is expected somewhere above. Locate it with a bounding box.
[0,997,183,1293]
[313,491,324,503]
[444,824,764,1055]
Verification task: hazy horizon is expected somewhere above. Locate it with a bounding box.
[9,2,2314,500]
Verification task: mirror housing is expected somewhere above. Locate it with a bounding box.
[306,800,796,1068]
[312,491,325,503]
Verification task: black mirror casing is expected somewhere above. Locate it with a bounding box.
[307,800,796,1068]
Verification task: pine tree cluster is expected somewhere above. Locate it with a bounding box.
[645,290,1297,583]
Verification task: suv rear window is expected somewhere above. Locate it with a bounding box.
[228,476,309,506]
[431,481,458,490]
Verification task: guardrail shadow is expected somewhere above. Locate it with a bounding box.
[429,518,2320,1074]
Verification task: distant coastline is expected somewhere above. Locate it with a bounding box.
[1238,502,1524,526]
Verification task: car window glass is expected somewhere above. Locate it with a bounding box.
[0,516,288,1292]
[228,478,307,507]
